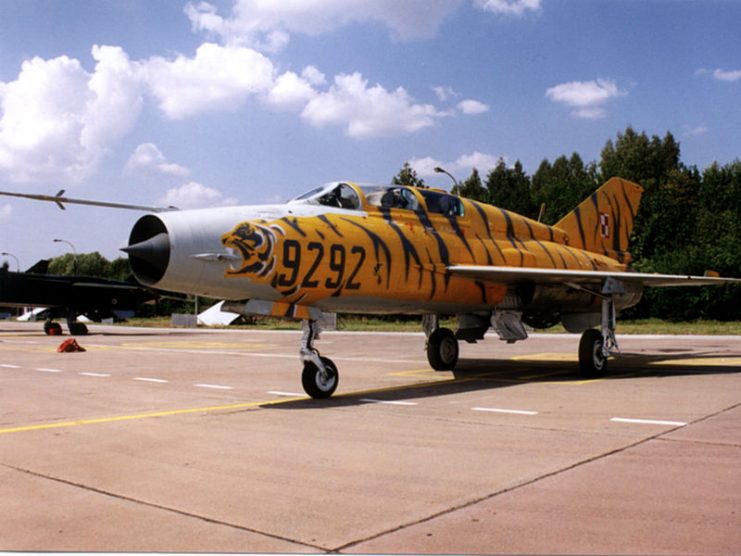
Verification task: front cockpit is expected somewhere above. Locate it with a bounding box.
[289,182,363,210]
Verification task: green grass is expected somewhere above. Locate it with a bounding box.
[117,315,741,335]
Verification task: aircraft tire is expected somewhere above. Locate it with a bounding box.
[302,356,339,399]
[427,328,459,371]
[44,322,62,335]
[579,328,607,377]
[68,322,89,336]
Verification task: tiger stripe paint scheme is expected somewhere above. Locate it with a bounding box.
[218,177,643,315]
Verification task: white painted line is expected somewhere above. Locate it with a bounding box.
[35,367,62,373]
[611,417,687,427]
[360,398,418,406]
[79,372,110,377]
[472,407,539,416]
[1,364,21,369]
[195,383,234,390]
[134,377,169,384]
[268,391,304,397]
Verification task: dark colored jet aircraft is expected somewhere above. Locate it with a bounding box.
[0,259,158,335]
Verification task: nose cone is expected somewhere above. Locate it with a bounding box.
[123,215,170,286]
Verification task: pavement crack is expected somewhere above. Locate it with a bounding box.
[0,463,325,553]
[333,401,741,553]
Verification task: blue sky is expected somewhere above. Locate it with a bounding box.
[1,0,739,268]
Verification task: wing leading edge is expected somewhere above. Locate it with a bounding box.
[449,265,741,288]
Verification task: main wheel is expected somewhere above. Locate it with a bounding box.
[301,356,339,399]
[579,328,607,377]
[427,328,459,370]
[68,322,89,336]
[44,321,62,336]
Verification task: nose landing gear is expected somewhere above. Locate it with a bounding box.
[299,319,338,399]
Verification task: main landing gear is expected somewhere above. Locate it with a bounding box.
[42,318,88,336]
[423,314,459,371]
[578,295,619,377]
[300,320,338,399]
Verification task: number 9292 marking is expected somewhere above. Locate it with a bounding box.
[276,240,366,291]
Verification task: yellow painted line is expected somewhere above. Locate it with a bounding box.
[120,340,274,350]
[511,353,578,362]
[0,397,304,436]
[0,375,477,436]
[648,357,741,367]
[389,368,447,379]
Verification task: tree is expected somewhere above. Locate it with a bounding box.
[452,168,488,202]
[392,161,426,188]
[485,159,536,218]
[531,153,598,224]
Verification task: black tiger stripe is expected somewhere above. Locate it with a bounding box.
[379,207,424,286]
[533,240,558,268]
[573,206,587,249]
[499,209,524,266]
[609,190,622,254]
[444,211,473,258]
[425,247,437,300]
[280,217,307,237]
[318,214,343,238]
[470,201,494,241]
[476,235,494,265]
[341,218,392,288]
[415,207,452,290]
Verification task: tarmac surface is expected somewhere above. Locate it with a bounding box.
[0,320,740,554]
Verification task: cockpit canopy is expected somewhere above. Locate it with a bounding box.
[290,181,464,217]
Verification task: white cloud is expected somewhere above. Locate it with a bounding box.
[457,99,490,115]
[545,78,626,119]
[0,204,12,219]
[712,68,741,82]
[409,150,502,178]
[185,0,460,51]
[301,66,327,87]
[433,85,459,102]
[301,72,444,138]
[265,70,319,112]
[454,151,500,171]
[683,125,708,138]
[160,181,238,209]
[141,42,275,120]
[0,45,142,184]
[474,0,541,16]
[125,143,190,177]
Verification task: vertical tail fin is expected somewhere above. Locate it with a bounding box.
[555,177,643,263]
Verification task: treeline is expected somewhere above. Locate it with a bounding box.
[395,127,740,321]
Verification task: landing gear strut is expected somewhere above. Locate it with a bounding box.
[578,296,619,377]
[300,319,338,399]
[423,314,459,371]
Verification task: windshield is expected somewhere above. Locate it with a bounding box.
[290,182,361,210]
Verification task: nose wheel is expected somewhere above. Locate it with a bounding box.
[299,319,339,399]
[302,356,338,399]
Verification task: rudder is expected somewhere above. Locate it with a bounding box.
[554,177,643,263]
